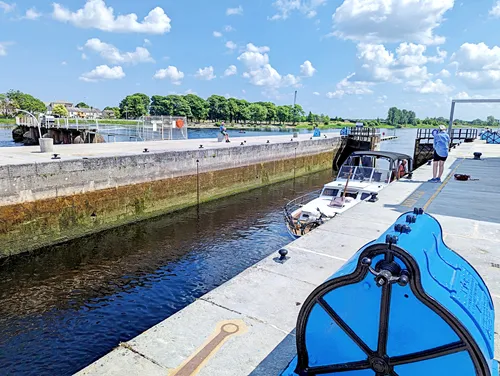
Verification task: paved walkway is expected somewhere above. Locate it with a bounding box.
[77,141,500,376]
[0,134,334,166]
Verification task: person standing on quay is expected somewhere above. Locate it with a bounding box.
[429,125,451,183]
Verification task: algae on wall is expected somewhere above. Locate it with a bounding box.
[0,146,337,258]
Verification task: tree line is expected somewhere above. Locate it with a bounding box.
[3,89,500,127]
[118,93,323,124]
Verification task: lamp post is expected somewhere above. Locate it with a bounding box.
[16,109,53,152]
[16,109,42,140]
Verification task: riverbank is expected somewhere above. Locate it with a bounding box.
[0,134,341,257]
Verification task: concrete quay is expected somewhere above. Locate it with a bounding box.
[77,140,500,376]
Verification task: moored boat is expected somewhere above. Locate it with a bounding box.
[284,151,413,238]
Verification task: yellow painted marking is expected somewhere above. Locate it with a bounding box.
[170,320,248,376]
[401,191,425,208]
[423,159,465,211]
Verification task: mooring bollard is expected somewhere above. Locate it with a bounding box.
[281,210,498,376]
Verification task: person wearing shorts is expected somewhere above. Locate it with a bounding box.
[429,125,450,183]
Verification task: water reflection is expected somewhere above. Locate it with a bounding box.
[0,170,333,376]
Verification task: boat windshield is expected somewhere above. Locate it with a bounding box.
[337,166,391,184]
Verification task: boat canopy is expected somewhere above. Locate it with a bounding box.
[347,150,413,172]
[349,151,412,162]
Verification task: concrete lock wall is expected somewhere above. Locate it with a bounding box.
[0,138,341,257]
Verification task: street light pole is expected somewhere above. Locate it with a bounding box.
[16,109,42,141]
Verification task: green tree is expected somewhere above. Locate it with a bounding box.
[0,94,18,117]
[291,104,305,124]
[52,103,69,117]
[387,107,401,126]
[104,106,121,118]
[6,90,46,114]
[407,111,417,126]
[184,94,208,122]
[227,98,240,123]
[256,102,277,124]
[306,111,314,123]
[237,100,251,124]
[170,95,192,117]
[207,95,228,122]
[487,115,496,126]
[150,95,171,116]
[401,109,409,125]
[76,102,90,108]
[277,105,292,124]
[249,103,267,123]
[119,93,150,119]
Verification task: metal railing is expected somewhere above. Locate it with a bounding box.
[16,115,189,143]
[416,128,478,144]
[138,116,188,141]
[283,190,322,228]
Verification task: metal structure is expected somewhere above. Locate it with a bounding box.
[282,210,498,376]
[480,130,500,144]
[448,98,500,134]
[138,116,188,141]
[413,128,478,169]
[15,116,188,143]
[283,190,322,236]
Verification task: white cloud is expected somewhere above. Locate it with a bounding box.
[408,79,453,94]
[428,47,447,63]
[376,95,388,103]
[224,65,237,77]
[226,6,243,16]
[300,60,316,77]
[451,42,500,89]
[195,66,216,80]
[225,41,237,50]
[490,1,500,17]
[353,42,447,88]
[0,1,15,13]
[313,91,320,96]
[0,42,12,56]
[237,43,300,88]
[237,43,271,69]
[81,53,88,60]
[225,25,235,32]
[153,66,185,84]
[53,0,171,34]
[326,73,374,99]
[438,69,451,78]
[185,89,197,95]
[61,61,67,65]
[84,38,154,64]
[79,65,125,82]
[24,7,41,20]
[144,38,151,46]
[332,0,454,45]
[270,0,327,20]
[213,31,222,38]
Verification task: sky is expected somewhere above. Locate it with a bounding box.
[2,0,500,120]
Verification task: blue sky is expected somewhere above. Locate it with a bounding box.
[2,0,500,120]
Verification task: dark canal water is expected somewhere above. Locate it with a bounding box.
[0,170,333,376]
[0,128,417,375]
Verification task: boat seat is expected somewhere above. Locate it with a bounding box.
[373,172,382,182]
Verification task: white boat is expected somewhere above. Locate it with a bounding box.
[284,151,413,238]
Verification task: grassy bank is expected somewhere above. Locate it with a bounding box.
[0,118,15,125]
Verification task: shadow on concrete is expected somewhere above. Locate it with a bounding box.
[248,330,297,376]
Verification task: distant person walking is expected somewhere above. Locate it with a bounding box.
[429,125,451,183]
[220,122,230,143]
